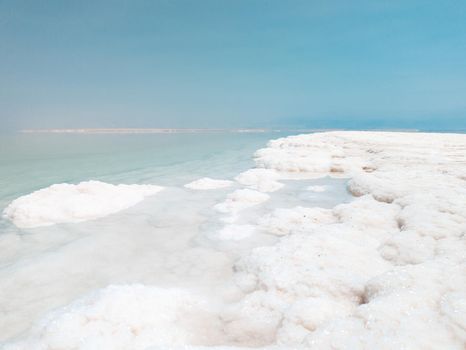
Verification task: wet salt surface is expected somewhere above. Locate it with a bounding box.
[0,176,350,344]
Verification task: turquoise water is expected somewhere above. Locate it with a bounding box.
[0,132,289,209]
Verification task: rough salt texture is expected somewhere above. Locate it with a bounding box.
[214,189,270,217]
[4,131,466,350]
[257,206,335,236]
[226,131,466,349]
[184,178,234,190]
[235,169,284,192]
[3,285,224,350]
[3,181,163,228]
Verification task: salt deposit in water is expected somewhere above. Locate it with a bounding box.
[306,185,327,192]
[2,131,466,350]
[235,169,284,192]
[184,177,234,190]
[3,180,163,228]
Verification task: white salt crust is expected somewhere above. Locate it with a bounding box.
[214,189,270,223]
[215,224,257,241]
[4,131,466,350]
[235,169,284,192]
[184,177,234,190]
[3,181,163,228]
[1,285,224,350]
[228,131,466,348]
[306,185,327,192]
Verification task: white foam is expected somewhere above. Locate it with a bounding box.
[3,181,163,228]
[184,177,234,190]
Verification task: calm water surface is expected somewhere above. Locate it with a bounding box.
[0,132,290,208]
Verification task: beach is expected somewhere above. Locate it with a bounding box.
[1,131,465,349]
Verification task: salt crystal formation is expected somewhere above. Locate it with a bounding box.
[226,131,466,348]
[2,285,224,350]
[184,177,234,190]
[4,132,466,349]
[3,181,163,228]
[235,169,284,192]
[214,188,270,224]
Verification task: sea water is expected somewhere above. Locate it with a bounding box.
[0,132,352,343]
[0,133,283,205]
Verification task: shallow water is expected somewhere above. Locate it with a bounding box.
[0,132,352,342]
[0,133,286,205]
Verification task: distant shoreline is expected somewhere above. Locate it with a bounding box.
[19,128,279,134]
[19,128,421,134]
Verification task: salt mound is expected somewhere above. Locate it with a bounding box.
[4,285,223,350]
[3,181,163,228]
[227,131,466,348]
[235,169,283,192]
[184,178,233,190]
[214,189,270,215]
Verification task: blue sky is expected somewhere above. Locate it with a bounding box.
[1,0,465,130]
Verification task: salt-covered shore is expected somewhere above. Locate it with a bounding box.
[2,131,466,349]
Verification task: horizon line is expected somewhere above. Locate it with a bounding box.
[19,127,344,134]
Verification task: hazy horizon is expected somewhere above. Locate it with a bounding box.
[1,1,465,131]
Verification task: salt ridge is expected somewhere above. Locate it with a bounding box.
[230,131,466,348]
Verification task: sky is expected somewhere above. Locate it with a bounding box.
[1,0,465,131]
